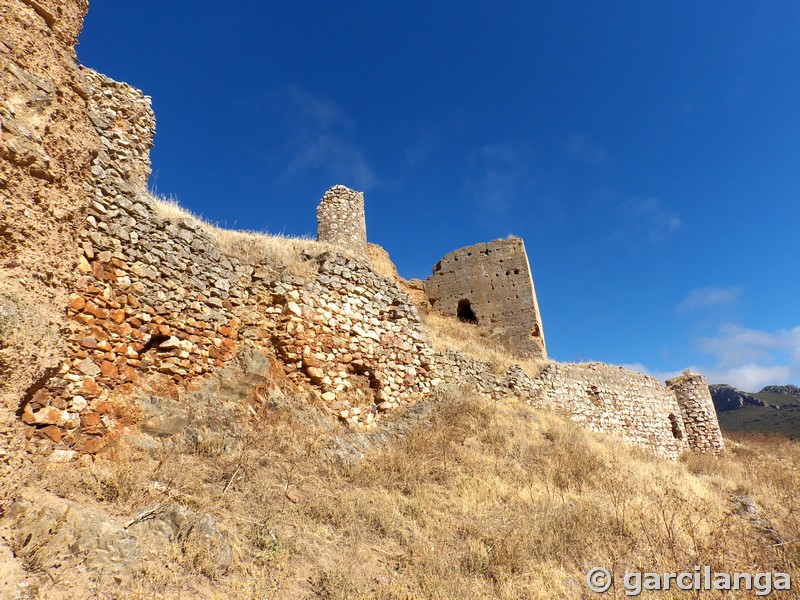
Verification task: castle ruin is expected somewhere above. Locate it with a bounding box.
[0,0,726,465]
[317,185,368,256]
[667,372,725,453]
[424,238,547,359]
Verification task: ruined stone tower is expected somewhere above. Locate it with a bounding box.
[666,373,725,454]
[317,185,368,256]
[424,238,547,359]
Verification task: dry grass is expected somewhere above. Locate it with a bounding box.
[150,194,351,278]
[421,311,547,378]
[28,387,800,599]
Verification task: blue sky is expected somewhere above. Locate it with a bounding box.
[77,1,800,391]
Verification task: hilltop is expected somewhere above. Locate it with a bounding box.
[1,1,799,598]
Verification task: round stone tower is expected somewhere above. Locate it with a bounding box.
[317,185,367,256]
[666,372,725,454]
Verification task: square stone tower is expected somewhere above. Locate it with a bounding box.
[424,238,546,359]
[316,185,368,257]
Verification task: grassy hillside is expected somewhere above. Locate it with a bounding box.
[717,391,800,440]
[18,388,800,599]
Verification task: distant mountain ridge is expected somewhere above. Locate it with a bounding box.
[708,384,765,412]
[759,385,800,397]
[708,383,800,439]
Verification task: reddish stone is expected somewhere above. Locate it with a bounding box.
[80,436,107,452]
[128,317,143,328]
[108,322,132,337]
[219,325,232,337]
[122,366,137,382]
[80,336,99,350]
[127,296,140,308]
[69,296,86,311]
[91,261,105,280]
[80,412,101,427]
[158,324,171,336]
[222,339,236,351]
[21,411,35,425]
[208,346,225,360]
[39,425,62,443]
[31,389,50,406]
[100,361,118,379]
[84,303,109,320]
[74,313,95,326]
[34,406,62,425]
[80,377,102,398]
[110,309,126,324]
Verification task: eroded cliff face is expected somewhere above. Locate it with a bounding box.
[0,0,101,492]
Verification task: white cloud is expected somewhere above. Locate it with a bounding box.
[676,286,741,314]
[617,198,682,243]
[630,323,800,391]
[278,86,377,190]
[697,363,795,393]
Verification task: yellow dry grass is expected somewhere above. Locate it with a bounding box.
[421,310,547,378]
[31,388,800,599]
[150,194,352,278]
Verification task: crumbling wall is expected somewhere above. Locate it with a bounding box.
[667,373,725,454]
[317,185,368,256]
[1,0,98,496]
[424,238,546,359]
[531,363,687,459]
[264,253,435,427]
[20,93,436,452]
[434,351,689,459]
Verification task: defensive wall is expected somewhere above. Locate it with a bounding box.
[2,0,725,465]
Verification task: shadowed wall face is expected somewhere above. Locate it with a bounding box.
[424,238,546,359]
[316,185,368,257]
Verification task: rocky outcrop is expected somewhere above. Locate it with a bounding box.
[709,384,765,411]
[759,384,800,397]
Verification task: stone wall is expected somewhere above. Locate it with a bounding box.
[667,373,725,454]
[4,1,725,466]
[317,185,368,257]
[424,238,546,359]
[262,253,436,427]
[433,352,690,459]
[17,79,436,451]
[530,363,687,459]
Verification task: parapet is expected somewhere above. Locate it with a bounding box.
[424,238,546,359]
[317,185,368,257]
